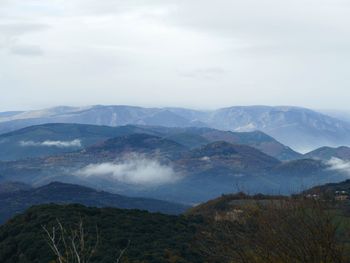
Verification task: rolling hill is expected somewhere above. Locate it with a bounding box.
[177,141,280,174]
[304,146,350,161]
[0,123,300,161]
[85,133,187,160]
[0,123,159,161]
[175,127,301,161]
[0,181,189,224]
[303,179,350,197]
[0,204,202,263]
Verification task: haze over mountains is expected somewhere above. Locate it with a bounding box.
[0,105,350,204]
[1,105,350,152]
[0,124,348,204]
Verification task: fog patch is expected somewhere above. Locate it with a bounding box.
[19,139,82,148]
[327,157,350,175]
[201,156,210,161]
[75,156,180,187]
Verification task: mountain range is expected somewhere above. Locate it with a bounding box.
[0,105,350,204]
[0,123,300,161]
[1,105,350,152]
[0,131,347,204]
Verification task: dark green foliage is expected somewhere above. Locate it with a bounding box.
[305,179,350,196]
[0,204,203,263]
[196,200,349,263]
[187,192,287,218]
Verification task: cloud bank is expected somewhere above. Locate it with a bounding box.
[327,157,350,175]
[19,139,82,148]
[75,156,180,186]
[3,0,350,110]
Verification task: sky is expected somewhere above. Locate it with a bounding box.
[1,0,350,111]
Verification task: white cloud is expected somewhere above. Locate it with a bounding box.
[327,157,350,175]
[0,22,48,56]
[2,1,350,110]
[75,156,180,186]
[19,139,81,148]
[200,156,211,161]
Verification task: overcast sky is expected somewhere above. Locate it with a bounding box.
[1,0,350,111]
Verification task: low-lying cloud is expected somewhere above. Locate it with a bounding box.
[327,157,350,175]
[75,156,180,187]
[19,139,82,148]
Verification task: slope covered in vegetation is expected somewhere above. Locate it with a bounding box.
[0,182,189,224]
[0,204,203,263]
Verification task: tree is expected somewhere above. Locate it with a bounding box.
[198,200,348,263]
[43,219,130,263]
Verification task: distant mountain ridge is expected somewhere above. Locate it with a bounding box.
[0,182,31,194]
[1,105,349,152]
[0,181,189,224]
[304,146,350,161]
[86,133,187,160]
[178,141,280,174]
[0,123,300,161]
